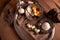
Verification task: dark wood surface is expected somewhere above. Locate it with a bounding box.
[0,16,20,40]
[0,0,10,14]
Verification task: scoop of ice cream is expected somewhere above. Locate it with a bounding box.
[42,22,51,31]
[18,8,24,14]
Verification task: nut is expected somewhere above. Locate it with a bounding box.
[34,28,40,33]
[27,24,32,29]
[31,26,35,29]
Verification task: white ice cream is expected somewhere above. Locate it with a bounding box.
[18,8,24,14]
[42,22,51,31]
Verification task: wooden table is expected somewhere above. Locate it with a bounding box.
[0,0,60,40]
